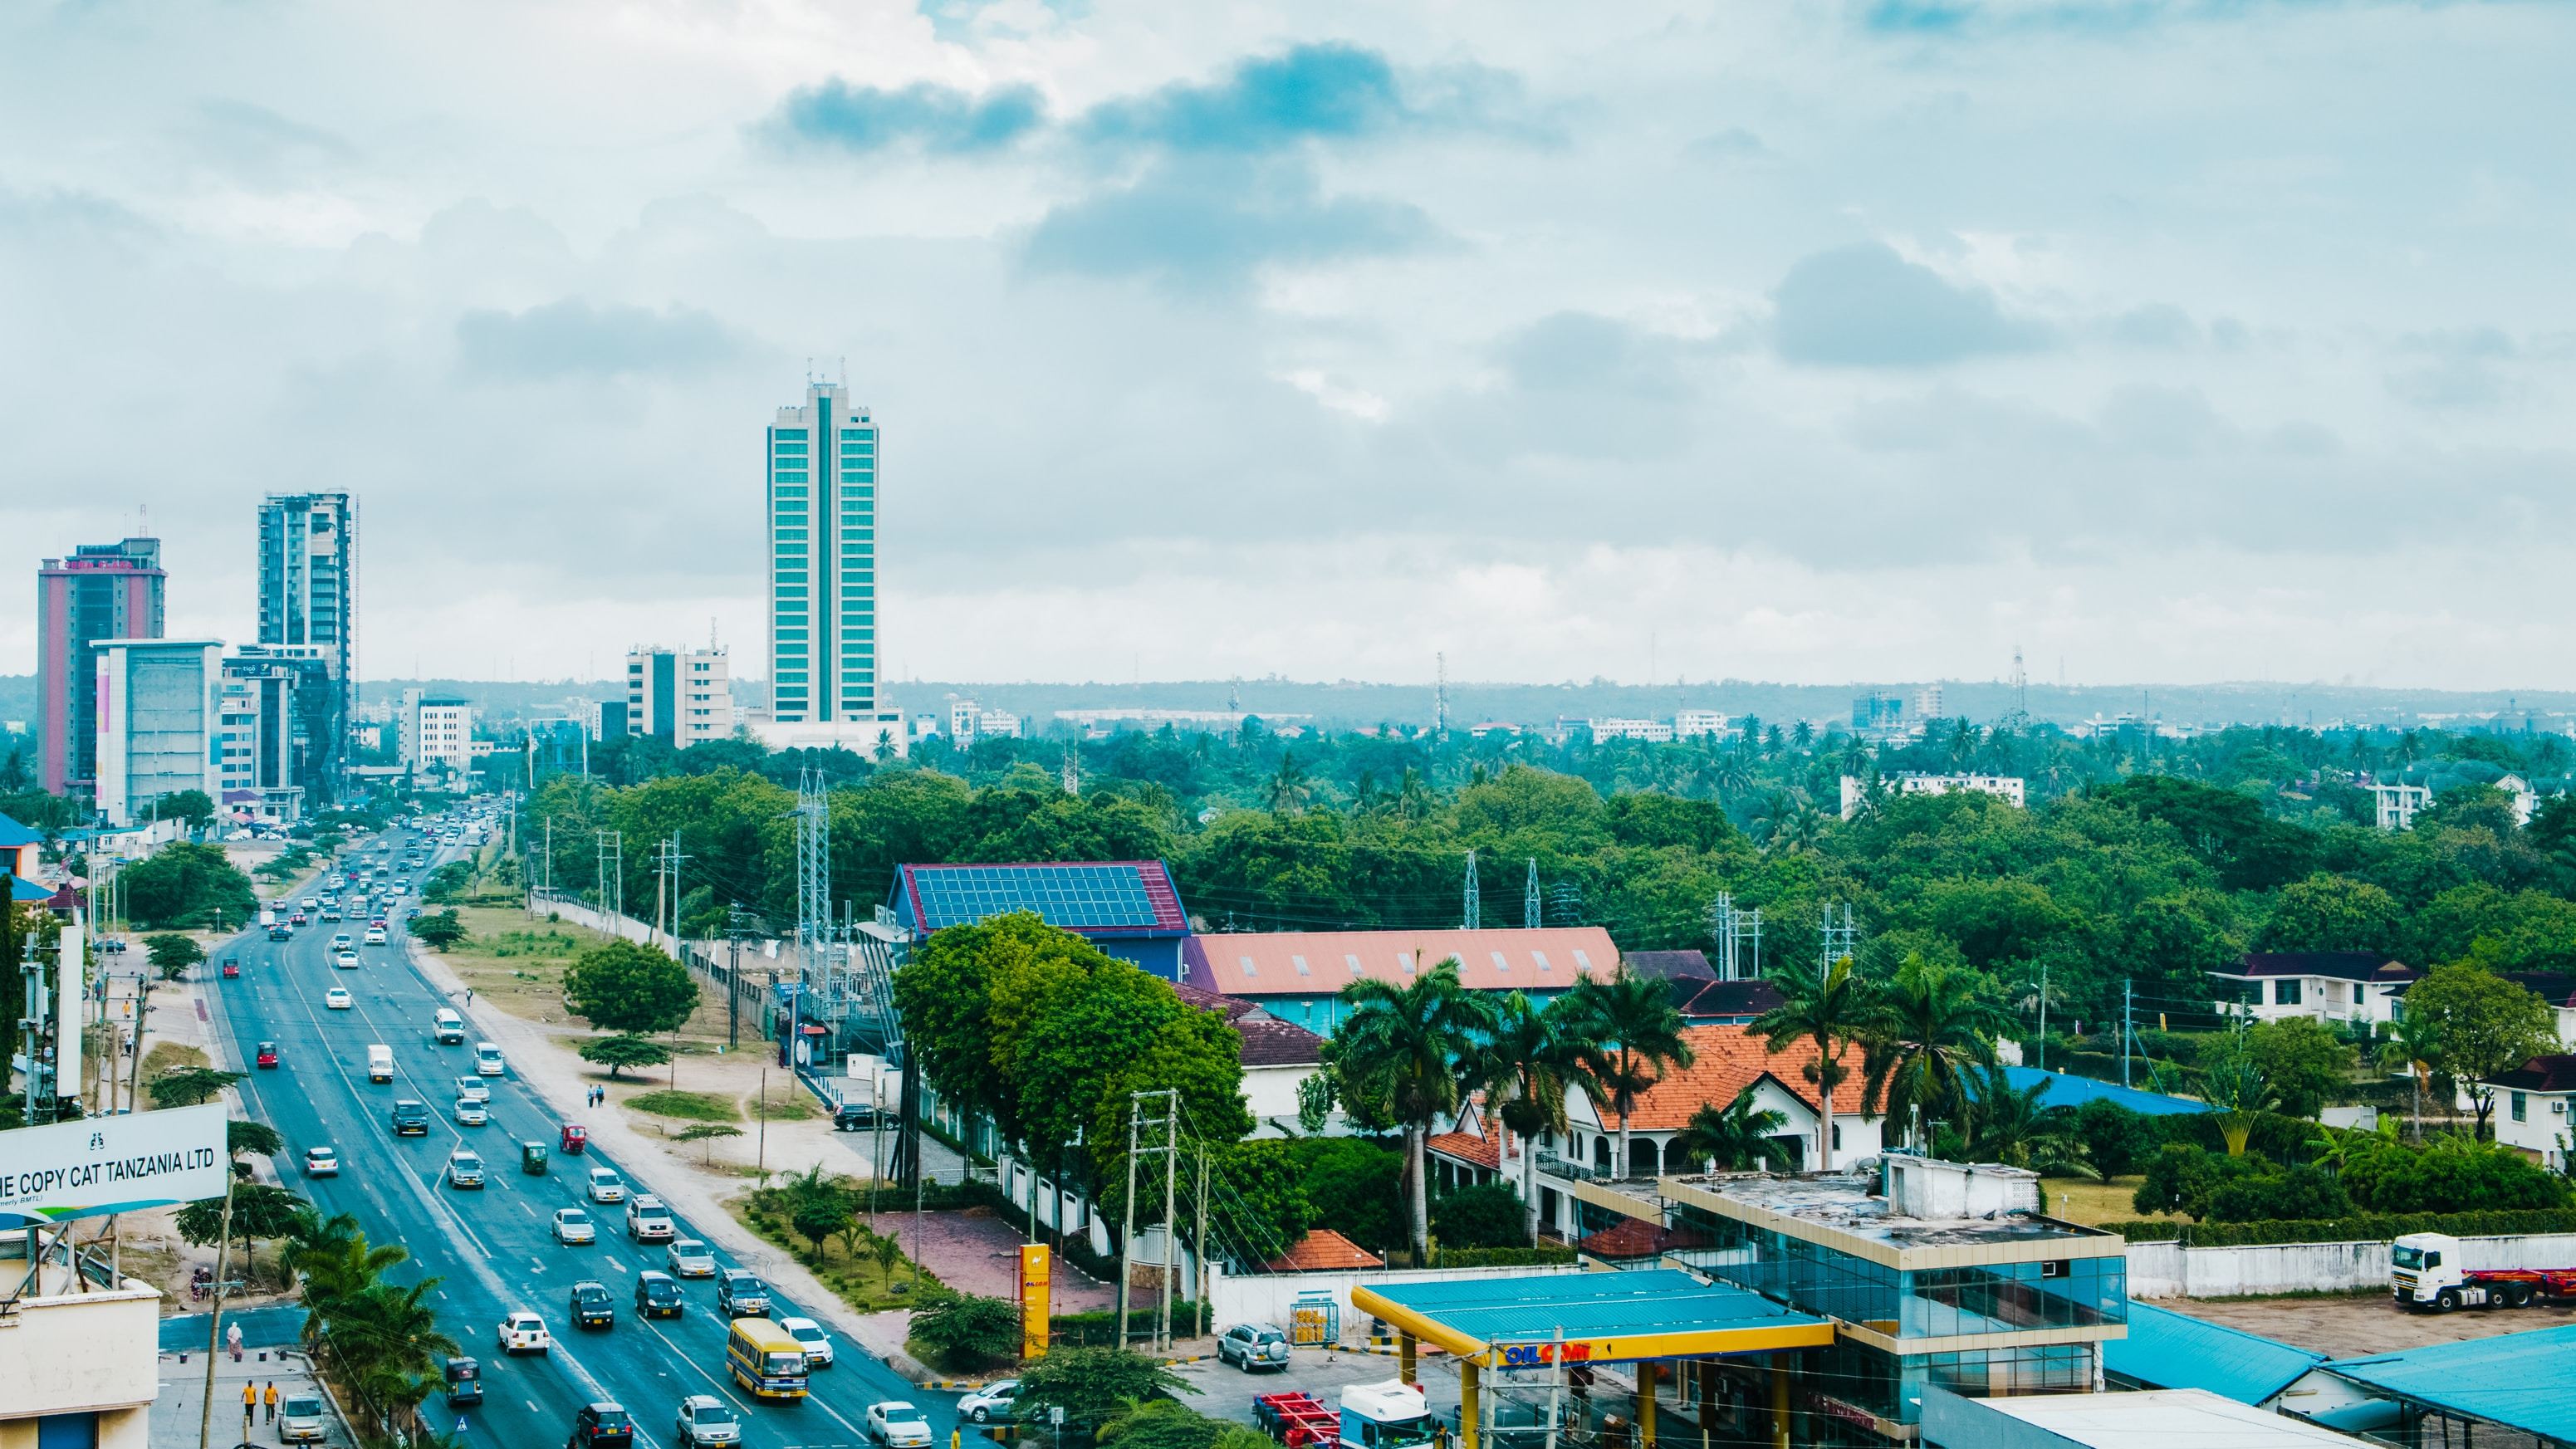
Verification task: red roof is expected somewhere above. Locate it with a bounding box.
[1264,1228,1384,1272]
[2488,1055,2576,1093]
[1166,979,1323,1067]
[1579,1023,1859,1130]
[1427,1129,1503,1172]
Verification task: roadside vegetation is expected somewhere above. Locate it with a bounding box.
[733,1168,939,1313]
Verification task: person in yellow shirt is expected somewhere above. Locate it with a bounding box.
[264,1382,280,1422]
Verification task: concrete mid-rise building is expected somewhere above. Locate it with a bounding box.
[212,643,337,825]
[256,492,355,799]
[36,536,165,798]
[1839,771,2027,820]
[625,646,732,748]
[0,1251,160,1448]
[399,688,474,784]
[92,639,222,828]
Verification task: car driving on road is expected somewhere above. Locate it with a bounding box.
[781,1315,835,1368]
[716,1268,770,1317]
[552,1207,597,1245]
[303,1145,340,1177]
[335,950,359,969]
[391,1099,430,1135]
[585,1167,625,1203]
[496,1310,551,1355]
[666,1239,716,1278]
[676,1394,742,1447]
[455,1075,491,1104]
[256,1041,280,1069]
[634,1270,684,1319]
[868,1401,933,1448]
[959,1380,1021,1425]
[326,986,353,1010]
[454,1097,488,1127]
[474,1041,506,1076]
[365,926,388,944]
[446,1149,486,1188]
[570,1402,634,1449]
[278,1393,328,1443]
[624,1196,674,1242]
[433,1008,466,1044]
[570,1280,615,1329]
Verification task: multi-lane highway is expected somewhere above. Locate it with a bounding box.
[207,820,953,1449]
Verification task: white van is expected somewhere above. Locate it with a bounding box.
[433,1010,466,1045]
[367,1045,394,1083]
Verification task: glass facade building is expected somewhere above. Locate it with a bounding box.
[255,492,355,800]
[767,384,877,725]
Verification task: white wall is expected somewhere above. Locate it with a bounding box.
[2125,1232,2576,1298]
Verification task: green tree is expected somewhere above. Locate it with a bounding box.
[285,1212,409,1349]
[908,1290,1022,1369]
[1328,960,1501,1262]
[1099,1399,1268,1449]
[151,1065,244,1108]
[1429,1181,1528,1251]
[2376,1011,2446,1142]
[1963,1064,2079,1172]
[2245,1016,2354,1119]
[579,1033,670,1079]
[1751,955,1870,1170]
[1861,953,2006,1149]
[120,842,255,930]
[1015,1345,1194,1430]
[2260,874,2404,952]
[228,1118,284,1162]
[2132,1143,2225,1220]
[1471,991,1588,1243]
[562,939,699,1036]
[2402,964,2556,1138]
[178,1182,310,1288]
[409,910,467,949]
[2206,1163,2353,1223]
[673,1123,742,1162]
[159,789,216,828]
[2195,1033,2276,1155]
[145,933,204,980]
[1669,1084,1797,1173]
[2069,1100,2156,1182]
[1565,967,1695,1178]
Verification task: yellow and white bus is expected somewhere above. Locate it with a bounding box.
[726,1318,809,1401]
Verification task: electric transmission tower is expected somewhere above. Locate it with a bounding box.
[1708,892,1765,980]
[793,770,830,966]
[1819,902,1858,969]
[1524,859,1540,930]
[1462,849,1480,930]
[1434,652,1449,738]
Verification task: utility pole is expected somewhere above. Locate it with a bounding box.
[2122,979,2134,1089]
[1117,1100,1141,1349]
[1159,1094,1178,1354]
[595,830,623,922]
[725,904,747,1048]
[1193,1145,1210,1340]
[2037,962,2048,1072]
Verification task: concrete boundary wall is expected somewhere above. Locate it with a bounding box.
[2125,1232,2576,1298]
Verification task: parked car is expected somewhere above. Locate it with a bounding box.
[304,1145,340,1177]
[496,1310,551,1355]
[278,1393,329,1443]
[676,1394,742,1448]
[868,1402,933,1449]
[634,1270,684,1319]
[569,1280,615,1329]
[553,1208,597,1246]
[781,1316,835,1368]
[585,1167,626,1204]
[1217,1322,1292,1373]
[716,1268,770,1317]
[666,1239,716,1278]
[959,1381,1021,1425]
[571,1402,635,1449]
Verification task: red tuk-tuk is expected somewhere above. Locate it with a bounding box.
[220,958,240,979]
[560,1123,590,1155]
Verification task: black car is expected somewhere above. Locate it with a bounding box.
[634,1270,684,1319]
[570,1280,615,1329]
[391,1099,432,1136]
[831,1101,880,1132]
[569,1402,634,1449]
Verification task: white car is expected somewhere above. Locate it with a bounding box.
[447,1150,486,1189]
[677,1394,742,1448]
[473,1042,506,1077]
[868,1402,933,1449]
[455,1075,491,1104]
[453,1098,488,1127]
[781,1315,835,1368]
[585,1167,625,1204]
[496,1310,551,1355]
[325,986,353,1010]
[552,1207,597,1245]
[665,1238,716,1278]
[959,1381,1021,1426]
[303,1145,340,1177]
[335,951,359,969]
[364,927,388,945]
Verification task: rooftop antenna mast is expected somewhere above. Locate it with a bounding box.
[793,769,830,976]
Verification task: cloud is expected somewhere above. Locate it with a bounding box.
[767,79,1046,155]
[1021,156,1442,294]
[179,100,361,187]
[1074,42,1531,153]
[1687,127,1774,163]
[1770,242,2050,367]
[453,299,748,380]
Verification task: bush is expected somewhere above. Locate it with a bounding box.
[1430,1182,1529,1250]
[145,934,204,980]
[1434,1245,1579,1268]
[409,910,467,949]
[2071,1100,2157,1181]
[2339,1134,2574,1215]
[1015,1345,1194,1427]
[2206,1163,2353,1223]
[908,1290,1022,1368]
[625,1089,736,1123]
[2104,1209,2576,1246]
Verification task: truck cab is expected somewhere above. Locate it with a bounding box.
[1339,1381,1435,1449]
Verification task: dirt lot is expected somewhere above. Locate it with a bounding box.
[2164,1290,2576,1359]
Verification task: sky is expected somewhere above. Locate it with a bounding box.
[2,0,2571,693]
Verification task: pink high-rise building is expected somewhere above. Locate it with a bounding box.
[37,538,165,798]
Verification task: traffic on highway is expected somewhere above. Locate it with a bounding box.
[212,804,955,1449]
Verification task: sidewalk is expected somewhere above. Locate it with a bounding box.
[151,1347,354,1449]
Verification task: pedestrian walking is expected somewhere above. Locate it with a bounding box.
[466,988,475,1005]
[242,1382,256,1417]
[264,1382,279,1422]
[228,1320,245,1361]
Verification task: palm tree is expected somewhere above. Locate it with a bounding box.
[286,1212,409,1351]
[326,1279,458,1432]
[1751,955,1871,1171]
[2197,1033,2276,1156]
[1471,991,1589,1243]
[1963,1064,2078,1171]
[2377,1014,2444,1143]
[1330,961,1501,1262]
[1671,1085,1797,1173]
[1790,720,1814,752]
[1566,969,1695,1178]
[1862,955,2008,1149]
[1265,754,1312,815]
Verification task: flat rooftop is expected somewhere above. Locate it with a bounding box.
[1663,1170,2122,1267]
[1353,1268,1834,1365]
[1929,1388,2371,1449]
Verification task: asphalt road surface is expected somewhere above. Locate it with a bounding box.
[208,822,953,1449]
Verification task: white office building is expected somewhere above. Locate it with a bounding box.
[1589,717,1676,743]
[1673,710,1730,739]
[399,688,475,783]
[92,639,223,828]
[1839,771,2028,820]
[757,382,904,756]
[626,646,732,748]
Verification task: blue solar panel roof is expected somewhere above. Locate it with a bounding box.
[898,861,1188,935]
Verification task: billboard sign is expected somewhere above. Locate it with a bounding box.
[0,1103,229,1227]
[1020,1243,1051,1359]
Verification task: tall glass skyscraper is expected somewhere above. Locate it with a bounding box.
[766,384,878,724]
[256,492,355,798]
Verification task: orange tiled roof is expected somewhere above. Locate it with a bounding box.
[1579,1024,1862,1131]
[1264,1227,1385,1272]
[1427,1130,1503,1172]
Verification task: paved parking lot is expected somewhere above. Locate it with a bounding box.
[2162,1290,2576,1360]
[1175,1346,1458,1428]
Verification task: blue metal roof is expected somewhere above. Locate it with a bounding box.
[0,813,42,849]
[896,861,1188,937]
[7,874,50,903]
[1356,1268,1831,1361]
[2325,1323,2576,1442]
[2103,1301,2323,1404]
[1974,1066,2211,1118]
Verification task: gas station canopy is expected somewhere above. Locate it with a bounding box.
[1352,1270,1834,1368]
